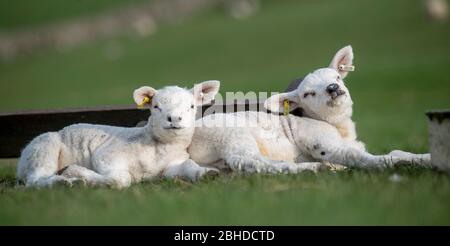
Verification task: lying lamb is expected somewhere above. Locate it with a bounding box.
[17,80,221,188]
[188,46,430,174]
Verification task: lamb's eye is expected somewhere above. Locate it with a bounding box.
[303,92,316,98]
[190,104,194,109]
[337,75,341,80]
[153,105,161,111]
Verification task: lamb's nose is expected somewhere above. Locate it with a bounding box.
[326,83,339,94]
[167,116,182,122]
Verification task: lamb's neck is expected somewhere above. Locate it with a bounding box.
[138,124,156,144]
[305,106,357,141]
[328,117,357,141]
[143,122,192,148]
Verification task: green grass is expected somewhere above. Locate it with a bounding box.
[1,162,449,225]
[1,0,450,225]
[0,0,149,31]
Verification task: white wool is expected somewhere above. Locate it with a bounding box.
[189,46,431,174]
[17,81,221,188]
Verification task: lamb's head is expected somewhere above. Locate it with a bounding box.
[265,45,355,124]
[133,80,220,142]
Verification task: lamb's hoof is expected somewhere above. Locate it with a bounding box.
[202,168,220,180]
[194,168,220,182]
[324,162,347,172]
[68,178,87,187]
[52,177,73,187]
[206,169,220,177]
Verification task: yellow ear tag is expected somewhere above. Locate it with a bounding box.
[338,64,355,72]
[283,99,290,116]
[137,96,151,108]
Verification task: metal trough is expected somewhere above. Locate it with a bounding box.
[427,110,450,171]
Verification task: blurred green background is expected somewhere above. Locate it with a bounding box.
[0,0,449,225]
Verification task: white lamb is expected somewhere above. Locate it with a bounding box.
[17,80,221,188]
[188,46,431,173]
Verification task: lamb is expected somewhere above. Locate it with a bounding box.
[188,46,431,174]
[16,80,221,188]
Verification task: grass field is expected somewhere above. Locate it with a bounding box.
[0,0,450,225]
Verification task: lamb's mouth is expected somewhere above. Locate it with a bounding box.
[164,126,184,130]
[329,90,346,100]
[327,91,346,106]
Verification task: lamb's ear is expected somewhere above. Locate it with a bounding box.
[191,80,221,106]
[133,86,157,106]
[329,45,354,79]
[264,91,300,113]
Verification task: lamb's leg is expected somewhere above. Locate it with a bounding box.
[218,137,323,174]
[89,154,132,189]
[296,153,347,172]
[58,165,118,187]
[16,132,74,187]
[388,150,431,165]
[225,153,323,174]
[162,159,219,182]
[308,141,431,169]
